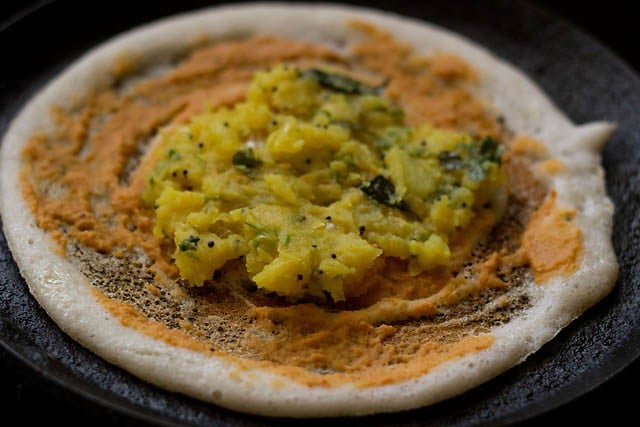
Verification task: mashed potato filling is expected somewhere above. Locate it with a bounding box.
[143,65,505,300]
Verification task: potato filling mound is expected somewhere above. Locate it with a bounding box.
[143,64,506,301]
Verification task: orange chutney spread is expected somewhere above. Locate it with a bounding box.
[19,22,582,387]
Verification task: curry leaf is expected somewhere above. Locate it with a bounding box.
[360,175,408,210]
[179,235,200,251]
[302,69,384,95]
[232,148,262,172]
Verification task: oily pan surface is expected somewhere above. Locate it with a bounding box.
[3,0,620,422]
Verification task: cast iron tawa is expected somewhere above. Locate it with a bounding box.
[1,1,639,425]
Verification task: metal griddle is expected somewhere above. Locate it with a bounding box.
[1,1,639,425]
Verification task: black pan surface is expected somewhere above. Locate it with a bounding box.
[1,1,639,425]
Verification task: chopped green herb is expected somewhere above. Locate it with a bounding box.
[467,136,503,181]
[416,231,432,241]
[245,222,278,249]
[232,148,262,172]
[437,151,464,171]
[438,136,503,181]
[373,126,411,152]
[330,120,357,130]
[361,175,408,210]
[478,136,503,163]
[408,147,427,158]
[178,235,200,251]
[167,149,181,160]
[302,69,384,95]
[373,136,393,152]
[389,107,404,118]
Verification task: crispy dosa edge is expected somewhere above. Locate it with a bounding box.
[0,3,617,417]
